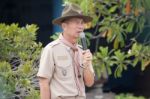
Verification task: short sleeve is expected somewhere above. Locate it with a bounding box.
[37,45,55,81]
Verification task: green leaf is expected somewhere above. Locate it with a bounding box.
[126,21,135,33]
[25,24,38,34]
[133,58,139,67]
[22,63,32,74]
[109,5,118,13]
[114,37,119,49]
[50,32,60,40]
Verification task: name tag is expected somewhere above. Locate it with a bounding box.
[57,56,68,60]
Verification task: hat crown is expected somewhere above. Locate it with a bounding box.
[61,3,83,17]
[52,3,92,25]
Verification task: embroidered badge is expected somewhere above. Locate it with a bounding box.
[62,69,67,76]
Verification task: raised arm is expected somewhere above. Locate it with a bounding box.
[82,49,95,87]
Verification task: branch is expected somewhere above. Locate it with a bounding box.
[91,33,102,39]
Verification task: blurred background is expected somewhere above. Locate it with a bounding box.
[0,0,63,46]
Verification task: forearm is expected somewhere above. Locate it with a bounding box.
[40,84,51,99]
[39,78,51,99]
[82,50,95,87]
[83,64,95,87]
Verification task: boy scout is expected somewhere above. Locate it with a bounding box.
[37,3,95,99]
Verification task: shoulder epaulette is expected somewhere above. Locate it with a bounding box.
[47,40,60,48]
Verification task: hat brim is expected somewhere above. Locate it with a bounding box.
[52,15,92,25]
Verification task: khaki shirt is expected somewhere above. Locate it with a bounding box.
[37,40,94,99]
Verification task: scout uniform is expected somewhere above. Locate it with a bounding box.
[37,3,94,99]
[37,34,94,99]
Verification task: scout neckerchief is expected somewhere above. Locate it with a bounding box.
[58,34,83,94]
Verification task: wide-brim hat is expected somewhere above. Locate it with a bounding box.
[52,3,93,25]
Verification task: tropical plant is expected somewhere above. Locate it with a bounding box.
[63,0,150,78]
[0,23,42,99]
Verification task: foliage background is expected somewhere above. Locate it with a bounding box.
[0,23,41,99]
[63,0,150,78]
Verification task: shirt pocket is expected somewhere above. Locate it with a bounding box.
[55,61,72,80]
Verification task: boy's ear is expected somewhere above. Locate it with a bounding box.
[61,22,66,30]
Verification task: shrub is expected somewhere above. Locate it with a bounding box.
[0,23,42,99]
